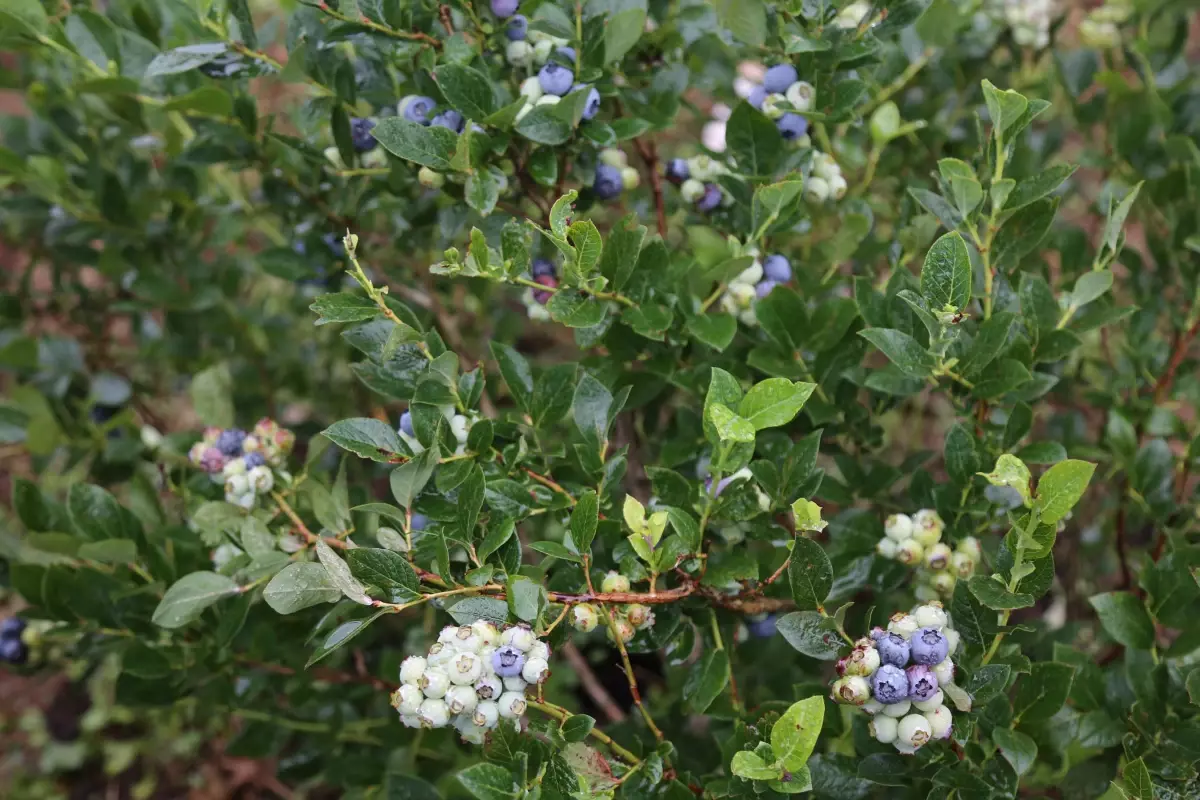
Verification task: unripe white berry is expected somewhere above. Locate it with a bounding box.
[536,94,561,107]
[830,675,871,705]
[895,538,924,565]
[956,536,982,563]
[532,39,553,64]
[503,675,528,692]
[507,40,534,66]
[417,697,450,728]
[951,551,976,578]
[888,612,919,637]
[427,642,454,667]
[734,260,764,286]
[473,700,500,728]
[453,625,483,653]
[882,699,911,718]
[471,620,500,648]
[225,473,251,497]
[445,684,479,715]
[761,93,788,119]
[876,537,898,559]
[913,603,948,630]
[438,626,459,646]
[885,513,914,542]
[871,714,898,744]
[928,705,953,739]
[599,149,627,169]
[944,628,960,656]
[418,668,450,698]
[620,166,641,190]
[924,544,953,571]
[785,81,815,112]
[529,641,550,662]
[897,713,932,749]
[915,584,940,602]
[804,176,830,203]
[450,652,483,685]
[418,167,444,189]
[913,690,944,712]
[934,658,954,686]
[930,570,957,595]
[624,604,651,628]
[519,76,543,101]
[680,179,706,203]
[501,625,535,652]
[829,174,848,200]
[862,698,884,715]
[609,617,636,643]
[571,604,600,632]
[392,684,423,715]
[498,691,527,719]
[475,675,503,701]
[248,465,274,493]
[521,657,549,684]
[812,152,839,181]
[912,509,944,546]
[399,655,427,685]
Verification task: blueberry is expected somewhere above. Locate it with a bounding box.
[0,638,26,664]
[696,183,722,212]
[763,64,799,93]
[531,258,556,278]
[876,632,911,667]
[664,158,689,184]
[906,664,939,702]
[349,117,377,152]
[506,14,528,40]
[579,86,601,120]
[537,62,574,96]
[746,614,776,638]
[910,627,949,666]
[755,280,778,299]
[593,164,624,200]
[763,254,792,282]
[872,664,909,704]
[216,429,247,457]
[0,618,26,638]
[399,411,415,437]
[777,113,808,141]
[556,46,577,64]
[243,452,266,469]
[748,85,767,109]
[492,645,526,677]
[401,96,437,125]
[411,513,429,531]
[430,110,465,133]
[533,275,557,305]
[491,0,519,17]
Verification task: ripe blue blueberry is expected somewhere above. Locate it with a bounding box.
[430,110,465,133]
[402,96,437,125]
[506,14,528,40]
[664,158,689,184]
[0,618,25,638]
[349,117,377,152]
[872,664,909,704]
[492,645,526,677]
[747,613,777,638]
[578,86,601,120]
[910,627,949,665]
[906,664,939,702]
[763,64,799,93]
[755,280,778,299]
[243,452,266,469]
[216,429,247,456]
[763,254,792,282]
[533,275,557,304]
[399,411,415,437]
[538,62,574,96]
[593,164,624,199]
[777,113,808,141]
[0,638,26,664]
[696,183,722,212]
[411,513,429,531]
[748,85,766,109]
[531,258,556,278]
[491,0,519,17]
[556,47,577,64]
[876,632,911,667]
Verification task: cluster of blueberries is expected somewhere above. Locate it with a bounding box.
[829,604,959,754]
[188,419,294,510]
[718,251,795,326]
[0,617,27,664]
[741,63,813,142]
[876,510,981,601]
[592,149,641,201]
[392,620,550,743]
[663,155,729,213]
[568,572,654,642]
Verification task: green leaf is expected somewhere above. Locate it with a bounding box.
[858,328,934,377]
[1034,459,1095,524]
[993,728,1037,776]
[570,490,599,554]
[965,664,1012,705]
[687,314,738,351]
[684,649,730,713]
[190,363,234,428]
[604,7,646,62]
[573,373,612,450]
[457,465,486,541]
[713,0,766,46]
[315,539,372,605]
[738,379,816,430]
[1089,591,1154,649]
[752,180,804,234]
[777,610,841,659]
[961,311,1015,376]
[771,696,825,771]
[547,290,606,327]
[162,86,234,115]
[372,117,457,170]
[944,423,979,485]
[568,220,604,276]
[968,576,1035,609]
[981,79,1029,139]
[77,539,137,564]
[0,0,49,33]
[1005,164,1076,211]
[507,575,543,622]
[465,168,500,216]
[323,418,403,462]
[599,213,646,291]
[561,714,596,743]
[993,198,1057,272]
[1102,181,1142,253]
[152,572,238,628]
[726,102,782,177]
[447,596,510,627]
[788,538,832,611]
[489,342,532,413]
[346,548,419,598]
[67,484,127,541]
[707,403,756,444]
[1121,758,1154,800]
[1012,662,1074,723]
[731,751,784,781]
[390,447,440,508]
[432,64,497,119]
[457,762,517,800]
[311,292,379,325]
[307,610,387,667]
[515,106,572,145]
[1070,270,1113,308]
[920,231,972,312]
[973,359,1032,399]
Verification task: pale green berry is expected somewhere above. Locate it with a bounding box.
[871,715,898,744]
[680,178,706,203]
[897,713,932,749]
[912,509,944,546]
[930,571,957,595]
[888,612,918,637]
[599,149,627,168]
[785,81,814,112]
[620,167,641,190]
[956,536,982,562]
[913,603,948,630]
[884,513,914,542]
[881,699,911,718]
[804,176,830,203]
[418,167,444,189]
[600,571,631,593]
[877,537,899,559]
[951,551,976,579]
[417,697,450,728]
[571,603,600,632]
[934,658,954,685]
[925,544,952,571]
[895,538,924,565]
[498,691,527,718]
[928,705,953,739]
[913,689,944,712]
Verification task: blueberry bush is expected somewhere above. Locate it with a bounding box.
[2,0,1199,797]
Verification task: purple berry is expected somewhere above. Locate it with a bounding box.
[748,85,767,109]
[747,614,776,638]
[696,183,722,212]
[0,618,25,638]
[763,64,798,93]
[876,632,911,667]
[872,664,909,704]
[538,62,574,96]
[533,275,557,305]
[763,254,792,282]
[579,86,601,120]
[402,96,436,125]
[492,645,526,677]
[399,411,415,437]
[0,638,26,664]
[243,452,266,469]
[531,258,556,278]
[664,158,689,184]
[349,117,377,152]
[411,513,428,531]
[199,447,226,474]
[593,164,624,200]
[777,113,808,141]
[430,110,465,133]
[506,14,528,40]
[491,0,519,17]
[906,664,939,702]
[755,280,778,300]
[216,429,247,456]
[910,627,949,666]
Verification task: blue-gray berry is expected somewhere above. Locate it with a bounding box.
[350,117,377,152]
[579,86,601,120]
[538,62,574,96]
[763,254,792,282]
[430,110,465,133]
[243,452,266,469]
[399,411,415,437]
[506,14,527,40]
[906,664,939,702]
[411,513,429,531]
[763,64,798,93]
[0,618,25,638]
[593,164,623,199]
[216,429,247,456]
[876,632,911,667]
[531,258,556,278]
[872,664,909,704]
[0,638,26,664]
[402,96,436,125]
[777,113,808,141]
[492,645,526,677]
[748,85,766,109]
[755,280,778,300]
[696,183,722,212]
[747,613,776,638]
[910,627,949,665]
[491,0,519,17]
[665,158,689,184]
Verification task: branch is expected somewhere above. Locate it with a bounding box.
[601,606,664,742]
[1152,317,1200,403]
[633,138,668,238]
[560,641,627,723]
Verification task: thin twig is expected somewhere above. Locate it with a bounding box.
[561,641,627,723]
[601,607,663,742]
